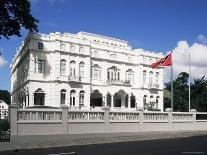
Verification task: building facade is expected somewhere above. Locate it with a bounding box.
[11,32,164,111]
[0,100,9,119]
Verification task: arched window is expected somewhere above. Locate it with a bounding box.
[149,71,153,87]
[94,51,99,57]
[126,69,134,83]
[79,47,85,54]
[143,70,147,84]
[150,95,154,103]
[79,90,85,105]
[70,90,76,106]
[79,62,84,77]
[70,45,75,52]
[34,88,45,106]
[70,61,76,76]
[143,95,147,109]
[92,64,102,79]
[156,72,159,85]
[60,59,66,75]
[107,66,120,81]
[60,44,66,51]
[155,96,159,109]
[60,89,66,105]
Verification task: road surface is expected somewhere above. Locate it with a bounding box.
[1,135,207,155]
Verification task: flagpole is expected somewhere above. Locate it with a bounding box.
[188,51,191,112]
[171,50,173,111]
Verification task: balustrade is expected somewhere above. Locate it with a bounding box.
[109,112,139,121]
[143,112,168,121]
[172,113,193,121]
[18,109,62,121]
[68,111,104,121]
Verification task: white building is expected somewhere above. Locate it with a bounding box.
[0,100,9,119]
[11,32,164,111]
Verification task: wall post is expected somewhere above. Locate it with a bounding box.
[60,104,69,134]
[9,103,18,136]
[168,112,173,131]
[103,106,110,133]
[193,112,196,130]
[139,111,143,132]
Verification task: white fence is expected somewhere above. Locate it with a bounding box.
[9,104,207,136]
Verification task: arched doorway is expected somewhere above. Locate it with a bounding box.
[90,90,103,107]
[34,88,45,106]
[106,93,111,107]
[114,89,128,108]
[131,94,136,108]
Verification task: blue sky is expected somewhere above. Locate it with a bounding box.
[1,0,207,91]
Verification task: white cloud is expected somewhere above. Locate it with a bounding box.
[164,41,207,82]
[0,56,7,68]
[197,34,207,44]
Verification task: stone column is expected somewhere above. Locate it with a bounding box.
[128,95,131,110]
[76,93,79,108]
[111,95,114,109]
[103,96,106,106]
[26,95,29,106]
[10,103,18,136]
[60,104,69,134]
[121,97,125,108]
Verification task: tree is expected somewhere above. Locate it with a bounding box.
[164,72,207,112]
[0,89,11,105]
[0,0,38,39]
[164,72,189,112]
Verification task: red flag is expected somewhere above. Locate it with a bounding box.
[150,53,172,69]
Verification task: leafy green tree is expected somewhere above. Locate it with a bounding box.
[164,72,207,112]
[164,72,189,112]
[0,0,38,39]
[0,89,10,105]
[191,76,207,112]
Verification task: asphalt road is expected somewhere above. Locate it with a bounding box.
[1,135,207,155]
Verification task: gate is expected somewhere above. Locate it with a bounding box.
[0,109,10,142]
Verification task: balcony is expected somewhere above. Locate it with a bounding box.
[148,83,160,90]
[106,79,131,86]
[68,75,81,82]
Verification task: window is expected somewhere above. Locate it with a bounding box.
[126,69,134,82]
[35,59,45,73]
[110,54,117,60]
[70,45,75,52]
[94,51,99,57]
[34,88,45,105]
[156,72,159,85]
[60,59,66,75]
[143,95,147,108]
[70,90,76,106]
[60,44,66,51]
[143,70,147,84]
[79,62,84,77]
[38,42,43,50]
[155,96,159,108]
[150,95,154,103]
[92,64,102,80]
[60,89,66,105]
[70,61,76,76]
[94,68,98,79]
[107,66,120,81]
[79,90,85,105]
[79,47,85,54]
[149,71,153,86]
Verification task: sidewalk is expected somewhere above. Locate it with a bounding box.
[1,130,207,152]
